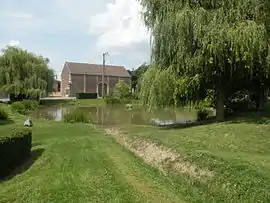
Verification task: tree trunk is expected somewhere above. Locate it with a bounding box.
[258,88,266,110]
[216,90,225,122]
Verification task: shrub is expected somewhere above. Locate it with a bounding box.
[21,100,38,111]
[114,80,131,99]
[0,108,8,120]
[11,101,26,114]
[196,107,209,121]
[76,93,97,99]
[11,100,39,115]
[0,128,32,178]
[64,109,91,123]
[104,96,122,105]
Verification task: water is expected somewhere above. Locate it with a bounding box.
[31,105,201,126]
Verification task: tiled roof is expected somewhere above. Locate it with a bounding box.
[65,62,131,77]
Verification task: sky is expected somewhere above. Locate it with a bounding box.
[0,0,151,77]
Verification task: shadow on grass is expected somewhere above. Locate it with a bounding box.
[226,111,270,125]
[158,110,270,130]
[1,148,45,182]
[0,119,15,125]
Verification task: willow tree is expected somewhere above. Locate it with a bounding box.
[139,0,270,121]
[0,46,55,100]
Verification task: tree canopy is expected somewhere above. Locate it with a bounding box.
[129,63,149,90]
[0,46,55,98]
[139,0,270,120]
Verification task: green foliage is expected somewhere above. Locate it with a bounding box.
[0,128,32,178]
[0,46,55,98]
[0,108,8,120]
[21,100,39,110]
[196,107,209,121]
[11,100,39,115]
[114,80,131,99]
[226,90,255,114]
[11,102,26,114]
[76,93,97,99]
[64,109,91,123]
[104,80,132,106]
[104,97,122,105]
[139,0,270,120]
[130,63,149,90]
[139,65,176,109]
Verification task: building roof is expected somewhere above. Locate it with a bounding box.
[65,62,131,78]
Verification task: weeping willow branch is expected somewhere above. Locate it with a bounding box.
[139,65,176,109]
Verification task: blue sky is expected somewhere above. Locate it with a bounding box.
[0,0,150,77]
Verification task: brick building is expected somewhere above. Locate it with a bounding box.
[61,62,131,97]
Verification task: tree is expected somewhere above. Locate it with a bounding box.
[129,63,149,91]
[0,46,55,101]
[114,80,131,99]
[139,0,270,121]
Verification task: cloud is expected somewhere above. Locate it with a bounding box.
[89,0,150,55]
[8,40,20,46]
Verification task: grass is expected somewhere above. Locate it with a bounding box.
[0,108,185,203]
[1,103,270,202]
[120,120,270,202]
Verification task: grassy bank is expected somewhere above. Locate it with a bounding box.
[119,118,270,202]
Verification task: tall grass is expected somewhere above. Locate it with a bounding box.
[64,109,91,123]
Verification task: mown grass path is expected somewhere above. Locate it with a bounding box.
[0,121,185,203]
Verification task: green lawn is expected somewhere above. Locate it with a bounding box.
[0,118,185,202]
[1,104,270,202]
[120,121,270,202]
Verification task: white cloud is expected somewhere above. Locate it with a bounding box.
[89,0,150,54]
[8,40,20,46]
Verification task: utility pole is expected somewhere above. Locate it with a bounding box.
[102,52,108,98]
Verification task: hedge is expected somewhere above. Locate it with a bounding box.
[0,128,32,178]
[76,92,97,99]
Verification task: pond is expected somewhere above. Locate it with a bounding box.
[31,105,213,126]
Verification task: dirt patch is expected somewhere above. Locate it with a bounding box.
[105,128,214,181]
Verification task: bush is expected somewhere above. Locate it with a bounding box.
[196,107,209,121]
[104,96,122,105]
[64,109,91,123]
[114,80,131,99]
[76,93,97,99]
[11,101,26,114]
[21,100,38,110]
[11,100,39,115]
[0,128,32,178]
[0,108,8,120]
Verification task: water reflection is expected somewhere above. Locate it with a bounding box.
[32,105,199,126]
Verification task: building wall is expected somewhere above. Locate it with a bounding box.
[86,75,97,93]
[70,74,84,96]
[61,64,70,96]
[68,73,131,96]
[109,76,120,92]
[120,77,131,85]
